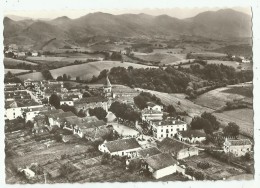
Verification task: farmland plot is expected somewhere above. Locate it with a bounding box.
[18,72,44,81]
[50,61,154,80]
[4,57,37,66]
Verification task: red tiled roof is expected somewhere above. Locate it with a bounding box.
[145,153,177,170]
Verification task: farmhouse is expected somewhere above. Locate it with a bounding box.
[143,153,178,179]
[158,137,199,159]
[73,120,107,138]
[48,111,76,128]
[150,118,187,139]
[146,102,163,112]
[223,138,252,157]
[5,100,43,120]
[63,116,99,130]
[137,147,162,158]
[74,96,108,114]
[24,106,53,122]
[99,138,142,158]
[177,130,206,143]
[141,108,163,121]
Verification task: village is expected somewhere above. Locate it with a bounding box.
[5,74,254,183]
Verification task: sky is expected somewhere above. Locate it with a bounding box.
[3,0,252,20]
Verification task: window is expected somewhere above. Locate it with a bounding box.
[161,129,163,132]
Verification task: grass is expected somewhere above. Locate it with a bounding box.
[5,69,31,74]
[213,109,254,137]
[50,61,154,80]
[4,57,37,66]
[191,52,227,58]
[194,83,253,110]
[207,60,252,71]
[134,53,181,63]
[18,72,44,81]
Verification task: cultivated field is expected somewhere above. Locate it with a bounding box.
[213,109,254,137]
[190,52,227,58]
[5,69,31,74]
[184,152,246,180]
[134,53,181,64]
[4,57,37,66]
[50,61,154,80]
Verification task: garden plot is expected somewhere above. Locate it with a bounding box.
[184,152,245,180]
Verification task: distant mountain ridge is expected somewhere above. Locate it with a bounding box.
[4,9,252,49]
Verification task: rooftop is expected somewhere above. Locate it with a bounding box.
[137,147,161,158]
[151,119,186,126]
[142,109,163,115]
[145,153,177,170]
[104,138,141,153]
[228,139,252,146]
[179,130,206,138]
[74,96,108,104]
[104,76,112,87]
[158,137,191,153]
[49,111,76,119]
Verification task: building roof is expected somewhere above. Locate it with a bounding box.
[228,139,252,146]
[106,111,117,122]
[142,109,163,115]
[180,130,206,138]
[145,153,177,170]
[85,127,113,140]
[49,111,76,120]
[146,102,158,107]
[77,120,106,131]
[15,99,40,108]
[137,147,161,158]
[104,76,112,87]
[40,109,64,116]
[158,137,191,153]
[74,96,108,104]
[104,138,141,153]
[151,119,186,126]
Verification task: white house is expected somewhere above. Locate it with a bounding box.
[150,118,187,139]
[5,100,43,120]
[177,130,206,143]
[223,138,252,157]
[144,153,178,179]
[25,106,51,122]
[242,59,251,63]
[146,102,163,112]
[98,138,142,158]
[73,120,106,138]
[141,109,163,122]
[31,52,38,56]
[60,99,74,106]
[19,168,35,179]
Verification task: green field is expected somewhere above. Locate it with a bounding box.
[50,61,154,80]
[4,57,37,66]
[134,53,181,64]
[207,60,252,71]
[194,83,253,110]
[5,69,31,74]
[213,109,254,137]
[18,72,44,81]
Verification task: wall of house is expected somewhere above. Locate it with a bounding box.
[153,123,187,139]
[152,165,176,179]
[224,145,251,157]
[142,113,163,121]
[5,105,43,120]
[60,101,74,106]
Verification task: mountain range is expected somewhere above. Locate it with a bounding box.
[3,9,252,50]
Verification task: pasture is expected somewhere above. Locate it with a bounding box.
[18,72,44,81]
[207,60,252,71]
[4,57,37,66]
[194,83,253,110]
[190,52,227,58]
[213,109,254,137]
[50,61,154,80]
[134,53,181,64]
[5,69,31,74]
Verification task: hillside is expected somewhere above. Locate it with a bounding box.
[4,9,252,49]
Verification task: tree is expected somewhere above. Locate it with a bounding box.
[127,66,133,72]
[83,92,91,98]
[63,74,68,81]
[49,94,60,109]
[60,104,77,115]
[190,116,213,134]
[166,105,176,116]
[78,109,86,117]
[57,76,63,81]
[42,69,53,80]
[26,120,34,129]
[89,107,107,121]
[223,122,240,137]
[201,112,220,130]
[76,76,80,82]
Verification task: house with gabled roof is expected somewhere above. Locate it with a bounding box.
[137,147,162,159]
[74,96,108,114]
[158,137,199,159]
[73,120,106,138]
[47,111,76,128]
[223,138,252,157]
[143,153,178,179]
[99,138,142,158]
